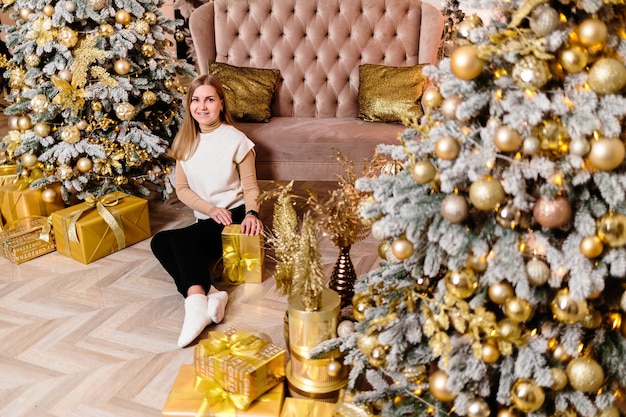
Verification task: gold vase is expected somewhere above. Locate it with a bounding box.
[329,245,356,309]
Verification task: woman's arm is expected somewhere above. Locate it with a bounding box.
[175,160,216,216]
[238,150,260,213]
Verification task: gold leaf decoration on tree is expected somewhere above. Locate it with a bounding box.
[70,35,116,88]
[51,75,86,115]
[292,214,325,311]
[24,15,53,46]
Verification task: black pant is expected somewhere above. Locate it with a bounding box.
[150,205,245,296]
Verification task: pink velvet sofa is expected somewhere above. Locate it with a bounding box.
[189,0,444,181]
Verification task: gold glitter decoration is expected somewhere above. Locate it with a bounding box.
[141,43,155,57]
[70,35,116,89]
[134,19,150,35]
[511,55,551,90]
[142,90,157,106]
[24,15,53,46]
[57,26,79,48]
[51,75,86,115]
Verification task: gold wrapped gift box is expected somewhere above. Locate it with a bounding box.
[51,191,151,264]
[194,329,286,409]
[0,216,55,264]
[0,182,65,226]
[0,164,18,187]
[221,224,265,283]
[162,365,285,417]
[278,397,337,417]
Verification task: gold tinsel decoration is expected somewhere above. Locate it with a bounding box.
[292,214,325,311]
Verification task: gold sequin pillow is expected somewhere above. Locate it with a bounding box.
[357,64,427,124]
[208,62,281,122]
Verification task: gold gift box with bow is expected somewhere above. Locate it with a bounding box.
[0,164,18,187]
[51,191,151,264]
[194,328,286,409]
[0,182,65,227]
[221,224,265,283]
[0,216,55,264]
[162,365,285,417]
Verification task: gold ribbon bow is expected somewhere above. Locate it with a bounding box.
[67,193,126,249]
[222,236,262,284]
[197,330,266,363]
[193,375,251,417]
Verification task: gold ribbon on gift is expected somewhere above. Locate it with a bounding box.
[65,193,126,250]
[222,236,262,284]
[194,375,251,417]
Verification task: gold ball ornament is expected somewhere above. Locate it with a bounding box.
[175,31,186,42]
[440,194,469,223]
[134,19,150,35]
[76,119,88,130]
[99,23,115,37]
[391,237,413,260]
[529,5,560,36]
[435,135,460,160]
[8,116,19,131]
[56,163,74,181]
[356,333,378,356]
[57,27,79,48]
[467,398,490,417]
[87,0,106,10]
[17,116,33,130]
[551,342,572,362]
[33,122,51,137]
[369,345,388,367]
[597,211,626,247]
[497,318,522,340]
[41,187,57,204]
[76,157,93,173]
[143,12,157,25]
[352,293,374,321]
[533,196,571,229]
[588,58,626,95]
[497,409,518,417]
[114,59,131,75]
[526,257,550,286]
[578,18,608,47]
[550,367,568,391]
[21,153,38,168]
[588,137,625,171]
[411,158,436,184]
[142,90,158,106]
[581,308,603,329]
[336,320,355,337]
[429,370,456,402]
[24,53,41,67]
[141,43,155,57]
[414,276,431,291]
[61,125,81,144]
[58,68,72,82]
[496,201,522,228]
[440,96,463,119]
[378,240,400,263]
[327,360,342,377]
[403,365,427,384]
[565,357,604,392]
[511,55,551,90]
[456,15,483,40]
[31,94,50,113]
[444,268,478,299]
[43,5,56,16]
[19,8,32,21]
[469,177,505,211]
[504,297,533,322]
[114,175,128,185]
[115,9,132,26]
[488,281,515,305]
[551,288,588,324]
[510,379,545,413]
[63,0,76,12]
[559,46,588,73]
[597,407,620,417]
[450,45,484,80]
[466,253,487,273]
[569,138,591,157]
[481,341,500,364]
[494,125,522,152]
[421,86,443,110]
[580,236,603,258]
[115,102,136,121]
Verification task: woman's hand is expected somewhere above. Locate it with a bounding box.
[241,214,263,236]
[209,207,233,225]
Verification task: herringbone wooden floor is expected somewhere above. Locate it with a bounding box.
[0,166,380,415]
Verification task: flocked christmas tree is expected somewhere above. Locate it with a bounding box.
[0,0,195,202]
[314,0,626,416]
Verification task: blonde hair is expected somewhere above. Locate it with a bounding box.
[171,74,236,161]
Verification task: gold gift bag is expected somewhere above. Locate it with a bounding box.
[221,224,265,283]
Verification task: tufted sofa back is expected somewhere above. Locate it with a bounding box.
[190,0,443,118]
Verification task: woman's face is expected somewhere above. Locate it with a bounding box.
[190,84,223,125]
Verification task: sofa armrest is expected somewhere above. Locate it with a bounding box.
[419,1,445,65]
[189,1,217,74]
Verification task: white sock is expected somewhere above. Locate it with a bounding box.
[207,291,229,324]
[178,293,211,348]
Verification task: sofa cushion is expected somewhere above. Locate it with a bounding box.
[208,61,281,122]
[358,64,427,124]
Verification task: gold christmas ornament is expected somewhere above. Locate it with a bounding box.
[588,58,626,95]
[440,194,469,223]
[134,19,151,35]
[440,96,463,119]
[9,67,26,89]
[58,68,72,82]
[76,157,93,173]
[76,119,88,130]
[529,5,560,36]
[450,45,484,81]
[411,158,436,184]
[336,320,355,337]
[414,276,430,291]
[444,268,478,299]
[141,43,156,57]
[435,135,460,160]
[63,0,76,12]
[17,116,33,130]
[356,333,378,356]
[142,90,158,106]
[428,370,457,402]
[114,175,128,185]
[114,59,131,75]
[496,201,522,228]
[550,368,568,391]
[56,163,74,180]
[488,281,514,304]
[352,293,374,321]
[369,345,388,367]
[175,31,186,42]
[551,288,588,324]
[550,342,572,362]
[19,8,32,21]
[565,356,604,392]
[494,125,522,152]
[597,211,626,247]
[504,297,533,322]
[579,236,603,258]
[467,398,490,417]
[99,23,115,37]
[33,122,51,137]
[403,365,427,384]
[143,12,157,25]
[391,237,413,260]
[115,102,136,121]
[31,94,50,113]
[581,308,603,329]
[378,240,399,262]
[327,360,342,377]
[421,86,443,110]
[8,116,19,131]
[497,409,518,417]
[526,257,550,286]
[569,138,590,157]
[510,379,545,413]
[21,153,38,168]
[481,341,500,364]
[588,137,625,171]
[456,15,483,40]
[61,125,81,144]
[497,318,522,340]
[115,9,132,26]
[559,46,588,73]
[24,53,41,67]
[466,253,487,273]
[43,6,56,17]
[511,55,551,90]
[533,196,572,229]
[469,176,505,211]
[57,27,79,48]
[578,18,608,47]
[87,0,106,10]
[41,187,58,204]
